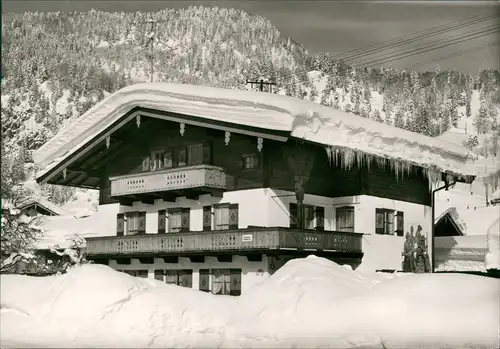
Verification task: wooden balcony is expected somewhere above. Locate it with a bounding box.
[85,227,363,258]
[110,165,227,202]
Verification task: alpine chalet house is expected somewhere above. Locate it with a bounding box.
[33,83,476,294]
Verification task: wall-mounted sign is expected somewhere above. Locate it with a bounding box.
[242,234,253,242]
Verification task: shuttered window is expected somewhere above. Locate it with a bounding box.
[375,208,395,235]
[168,208,190,232]
[126,212,139,235]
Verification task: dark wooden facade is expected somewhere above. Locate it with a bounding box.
[61,113,432,207]
[39,108,432,206]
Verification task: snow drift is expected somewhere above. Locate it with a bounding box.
[33,82,477,182]
[1,256,499,349]
[486,217,500,270]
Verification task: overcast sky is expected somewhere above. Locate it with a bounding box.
[3,0,500,72]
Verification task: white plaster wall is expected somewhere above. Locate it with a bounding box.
[108,255,269,293]
[117,188,270,233]
[356,195,432,273]
[98,190,433,273]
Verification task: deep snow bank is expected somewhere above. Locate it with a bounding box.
[1,256,499,349]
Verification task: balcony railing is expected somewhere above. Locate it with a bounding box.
[110,165,227,197]
[85,227,363,256]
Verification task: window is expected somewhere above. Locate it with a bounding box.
[123,270,148,278]
[151,149,164,171]
[154,269,193,288]
[289,203,325,230]
[126,212,139,235]
[211,269,242,296]
[336,206,355,232]
[242,154,259,170]
[214,204,239,230]
[375,208,395,235]
[164,150,173,168]
[167,208,190,232]
[303,205,315,230]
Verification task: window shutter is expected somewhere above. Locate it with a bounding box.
[202,141,212,164]
[154,270,164,281]
[289,203,298,229]
[117,213,125,236]
[396,211,404,236]
[158,210,166,234]
[181,208,190,232]
[375,209,384,235]
[199,269,210,292]
[228,204,239,230]
[179,270,193,288]
[229,269,242,296]
[315,206,325,231]
[138,211,146,234]
[203,206,212,231]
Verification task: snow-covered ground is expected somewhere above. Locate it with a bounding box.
[1,256,498,349]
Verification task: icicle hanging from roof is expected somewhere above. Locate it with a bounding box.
[325,145,444,192]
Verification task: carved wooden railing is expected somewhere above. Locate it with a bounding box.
[85,227,363,256]
[110,165,227,196]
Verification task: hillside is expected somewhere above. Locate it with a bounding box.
[1,6,499,210]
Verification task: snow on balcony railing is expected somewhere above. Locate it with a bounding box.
[85,227,363,256]
[110,164,227,197]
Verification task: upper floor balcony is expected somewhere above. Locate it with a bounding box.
[110,164,227,204]
[85,227,363,259]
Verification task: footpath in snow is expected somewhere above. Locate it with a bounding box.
[1,255,499,349]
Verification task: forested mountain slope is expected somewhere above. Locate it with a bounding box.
[1,6,499,207]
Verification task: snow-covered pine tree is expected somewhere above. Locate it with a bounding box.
[333,90,340,109]
[394,108,405,129]
[372,109,382,123]
[474,101,491,134]
[310,84,318,103]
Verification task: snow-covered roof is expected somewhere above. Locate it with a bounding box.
[36,212,115,250]
[17,197,72,217]
[33,82,478,181]
[491,188,500,203]
[434,207,466,236]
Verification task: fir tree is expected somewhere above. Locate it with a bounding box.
[394,109,405,129]
[474,102,491,134]
[372,109,382,123]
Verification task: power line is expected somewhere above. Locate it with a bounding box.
[408,42,500,69]
[358,25,500,67]
[274,12,498,82]
[340,13,497,63]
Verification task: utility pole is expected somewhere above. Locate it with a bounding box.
[135,17,178,83]
[246,79,277,93]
